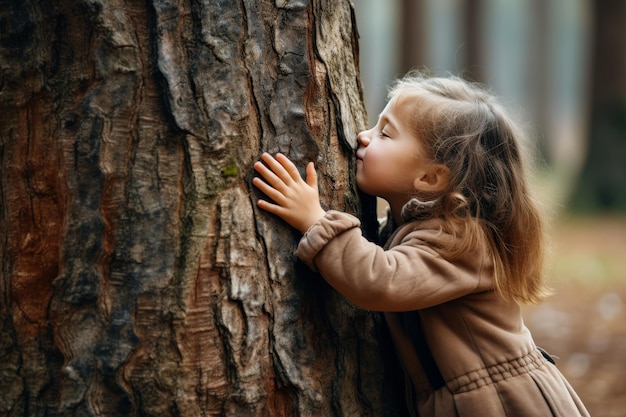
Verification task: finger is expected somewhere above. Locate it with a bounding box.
[257,198,279,214]
[305,162,318,189]
[257,198,288,218]
[252,176,285,204]
[260,153,293,184]
[254,160,287,191]
[275,153,303,182]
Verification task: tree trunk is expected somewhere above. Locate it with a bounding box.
[570,0,626,211]
[461,0,486,83]
[528,0,551,165]
[0,0,399,415]
[399,0,426,73]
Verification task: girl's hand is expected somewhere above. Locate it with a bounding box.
[253,153,326,234]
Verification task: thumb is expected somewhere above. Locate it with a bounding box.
[305,161,318,189]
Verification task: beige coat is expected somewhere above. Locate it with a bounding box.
[297,211,590,417]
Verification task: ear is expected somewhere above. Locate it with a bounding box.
[413,164,450,193]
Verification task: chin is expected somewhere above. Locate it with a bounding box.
[355,183,375,197]
[355,175,365,190]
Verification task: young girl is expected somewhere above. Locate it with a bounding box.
[252,73,590,417]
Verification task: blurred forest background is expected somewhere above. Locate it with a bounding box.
[353,1,625,416]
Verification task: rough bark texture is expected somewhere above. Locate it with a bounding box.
[0,0,397,415]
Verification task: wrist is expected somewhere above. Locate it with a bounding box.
[298,208,327,234]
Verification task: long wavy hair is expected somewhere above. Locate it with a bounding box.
[390,73,552,304]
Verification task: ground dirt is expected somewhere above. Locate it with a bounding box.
[523,215,626,417]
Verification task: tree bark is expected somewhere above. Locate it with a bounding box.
[0,0,397,415]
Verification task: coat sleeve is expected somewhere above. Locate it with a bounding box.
[296,210,491,312]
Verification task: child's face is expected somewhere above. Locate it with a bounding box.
[355,97,433,205]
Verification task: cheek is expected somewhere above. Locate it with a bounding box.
[361,146,386,172]
[357,150,390,188]
[367,146,408,182]
[358,154,381,181]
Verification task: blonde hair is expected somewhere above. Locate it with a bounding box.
[389,73,551,304]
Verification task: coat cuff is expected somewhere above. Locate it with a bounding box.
[296,210,361,271]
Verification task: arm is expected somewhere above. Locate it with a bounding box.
[253,154,487,311]
[252,153,327,234]
[298,212,488,312]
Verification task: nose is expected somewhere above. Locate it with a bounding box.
[355,130,370,160]
[357,130,371,148]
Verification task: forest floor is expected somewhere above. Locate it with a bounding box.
[523,215,626,417]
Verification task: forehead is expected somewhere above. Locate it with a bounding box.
[380,95,418,129]
[384,94,433,157]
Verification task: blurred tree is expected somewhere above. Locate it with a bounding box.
[400,0,426,73]
[0,0,400,415]
[462,0,486,83]
[529,0,551,165]
[571,0,626,211]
